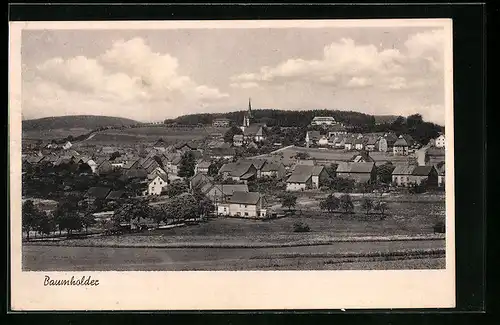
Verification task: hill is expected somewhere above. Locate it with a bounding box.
[22,115,139,131]
[374,115,401,125]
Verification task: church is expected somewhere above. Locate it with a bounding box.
[238,98,266,143]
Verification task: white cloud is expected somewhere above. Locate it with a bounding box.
[23,37,228,121]
[230,82,259,89]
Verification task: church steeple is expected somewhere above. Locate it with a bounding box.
[248,97,252,118]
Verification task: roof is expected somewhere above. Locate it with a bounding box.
[219,161,254,177]
[196,160,212,168]
[122,159,139,169]
[394,137,409,147]
[150,173,169,183]
[87,187,111,199]
[211,184,249,196]
[213,117,231,122]
[123,168,148,179]
[175,142,198,150]
[287,165,324,183]
[313,116,335,121]
[366,137,378,145]
[233,134,244,140]
[306,131,321,140]
[336,162,375,174]
[211,147,236,157]
[106,190,127,200]
[392,165,416,175]
[190,173,212,189]
[412,165,435,176]
[243,124,264,136]
[241,158,267,170]
[227,191,261,205]
[261,162,282,172]
[350,151,374,163]
[154,138,167,146]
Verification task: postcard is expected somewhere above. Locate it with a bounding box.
[9,19,455,310]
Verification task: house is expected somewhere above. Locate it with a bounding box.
[377,137,388,152]
[391,165,438,187]
[411,165,438,186]
[365,137,378,151]
[260,162,286,179]
[101,146,118,155]
[318,135,329,147]
[122,159,140,170]
[218,191,266,218]
[86,187,112,204]
[437,164,445,187]
[383,133,398,151]
[240,159,267,178]
[121,168,148,181]
[344,137,354,151]
[147,166,167,180]
[305,131,321,148]
[207,140,226,149]
[106,190,128,201]
[286,165,328,191]
[336,162,376,183]
[219,161,257,182]
[350,150,374,163]
[205,184,249,203]
[393,136,410,156]
[190,173,213,191]
[354,138,365,151]
[153,138,169,152]
[96,160,114,175]
[435,134,445,148]
[62,141,72,150]
[164,154,182,175]
[327,124,347,136]
[233,134,244,147]
[195,160,211,174]
[391,165,416,187]
[147,174,170,196]
[311,116,337,126]
[212,118,231,127]
[210,147,236,160]
[175,142,198,154]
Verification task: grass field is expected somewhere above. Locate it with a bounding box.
[22,128,92,140]
[23,240,445,271]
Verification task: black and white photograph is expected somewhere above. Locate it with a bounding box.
[10,19,455,310]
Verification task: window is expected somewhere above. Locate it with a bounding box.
[245,205,247,208]
[244,212,249,216]
[153,182,156,185]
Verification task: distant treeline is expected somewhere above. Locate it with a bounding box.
[165,109,382,128]
[165,110,444,145]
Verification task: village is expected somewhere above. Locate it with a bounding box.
[21,99,446,245]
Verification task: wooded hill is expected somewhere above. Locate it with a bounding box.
[22,115,139,131]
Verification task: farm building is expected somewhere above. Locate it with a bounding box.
[147,174,169,196]
[218,191,266,218]
[310,116,337,126]
[212,118,231,127]
[219,161,257,182]
[86,187,112,204]
[205,184,249,203]
[195,160,211,174]
[391,165,439,187]
[393,136,410,156]
[210,147,236,160]
[260,162,286,179]
[286,165,328,191]
[336,162,376,183]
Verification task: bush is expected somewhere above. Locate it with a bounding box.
[433,221,445,233]
[293,222,310,233]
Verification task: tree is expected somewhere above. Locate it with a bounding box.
[373,201,388,217]
[110,151,121,160]
[198,196,215,218]
[165,179,188,197]
[177,151,196,179]
[151,206,166,228]
[319,194,340,214]
[22,200,38,241]
[339,194,354,214]
[281,193,298,212]
[223,126,243,143]
[376,162,395,184]
[361,197,374,215]
[81,213,96,234]
[36,212,56,237]
[208,159,224,177]
[294,152,310,160]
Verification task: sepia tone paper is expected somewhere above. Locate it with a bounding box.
[9,19,455,310]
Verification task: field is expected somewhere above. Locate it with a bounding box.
[22,128,92,140]
[23,240,445,271]
[260,146,415,165]
[78,126,229,145]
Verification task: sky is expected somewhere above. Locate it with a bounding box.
[21,25,447,125]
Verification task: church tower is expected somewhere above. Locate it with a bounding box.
[242,97,252,128]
